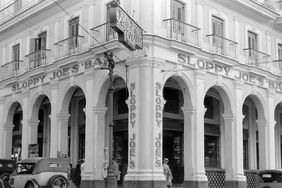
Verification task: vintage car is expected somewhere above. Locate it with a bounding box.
[0,159,16,182]
[258,169,282,188]
[9,158,69,188]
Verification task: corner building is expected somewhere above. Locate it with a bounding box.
[1,0,282,188]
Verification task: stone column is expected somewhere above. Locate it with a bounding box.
[181,106,195,181]
[124,62,165,188]
[81,106,107,188]
[57,114,70,157]
[3,125,14,159]
[267,91,276,169]
[183,71,208,188]
[49,84,59,158]
[223,114,246,188]
[21,94,30,159]
[28,121,40,145]
[257,120,268,169]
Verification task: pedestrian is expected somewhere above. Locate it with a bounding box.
[163,158,173,188]
[112,159,120,181]
[73,160,83,188]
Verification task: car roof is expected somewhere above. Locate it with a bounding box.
[17,157,69,174]
[258,169,282,174]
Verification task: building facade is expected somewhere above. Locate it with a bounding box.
[1,0,282,188]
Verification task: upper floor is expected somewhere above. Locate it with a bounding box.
[1,0,282,83]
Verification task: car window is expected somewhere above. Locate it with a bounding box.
[259,172,282,183]
[49,163,62,168]
[16,163,36,174]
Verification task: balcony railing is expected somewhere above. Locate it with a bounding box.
[243,48,271,70]
[90,22,118,47]
[1,60,23,79]
[245,170,259,188]
[25,49,51,70]
[206,34,238,59]
[55,36,84,60]
[163,18,200,47]
[206,169,225,188]
[0,0,43,25]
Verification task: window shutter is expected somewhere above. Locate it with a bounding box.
[30,38,36,53]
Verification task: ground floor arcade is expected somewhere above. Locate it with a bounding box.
[0,54,282,188]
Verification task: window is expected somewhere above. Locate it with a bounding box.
[30,32,47,67]
[171,0,184,21]
[170,0,185,38]
[106,2,118,41]
[278,44,282,61]
[248,31,258,59]
[212,16,224,50]
[69,17,79,48]
[14,0,21,12]
[12,44,20,71]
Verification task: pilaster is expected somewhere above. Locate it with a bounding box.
[3,125,14,159]
[56,114,70,156]
[267,90,275,169]
[183,71,208,188]
[257,120,268,170]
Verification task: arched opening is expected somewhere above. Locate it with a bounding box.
[242,96,261,170]
[37,96,51,157]
[162,78,184,185]
[204,88,223,169]
[274,103,282,169]
[111,78,128,185]
[68,88,86,163]
[12,104,22,161]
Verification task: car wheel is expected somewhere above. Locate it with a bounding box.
[47,175,68,188]
[25,182,34,188]
[0,173,10,182]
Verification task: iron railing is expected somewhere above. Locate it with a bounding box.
[90,22,118,47]
[1,60,23,79]
[25,49,51,70]
[245,170,259,188]
[206,168,225,188]
[55,35,84,59]
[206,34,238,59]
[243,48,271,70]
[163,18,201,47]
[0,0,43,25]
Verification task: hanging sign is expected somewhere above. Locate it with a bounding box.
[109,2,143,51]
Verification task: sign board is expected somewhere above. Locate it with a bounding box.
[28,144,39,158]
[109,2,143,51]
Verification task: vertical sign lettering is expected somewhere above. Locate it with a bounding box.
[129,82,136,168]
[155,82,162,167]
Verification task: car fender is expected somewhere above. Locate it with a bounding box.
[25,179,39,188]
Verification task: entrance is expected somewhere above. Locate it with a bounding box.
[163,78,184,185]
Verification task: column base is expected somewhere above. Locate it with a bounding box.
[81,180,105,188]
[124,180,166,188]
[225,180,247,188]
[184,180,208,188]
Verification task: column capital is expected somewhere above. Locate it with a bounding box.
[3,125,14,131]
[222,114,235,120]
[181,106,196,113]
[28,120,40,127]
[92,106,107,113]
[56,113,70,120]
[256,120,268,127]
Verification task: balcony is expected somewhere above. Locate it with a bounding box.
[0,0,43,25]
[90,22,118,47]
[206,34,238,59]
[243,48,272,70]
[55,36,84,60]
[25,49,51,70]
[1,60,23,79]
[163,18,200,47]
